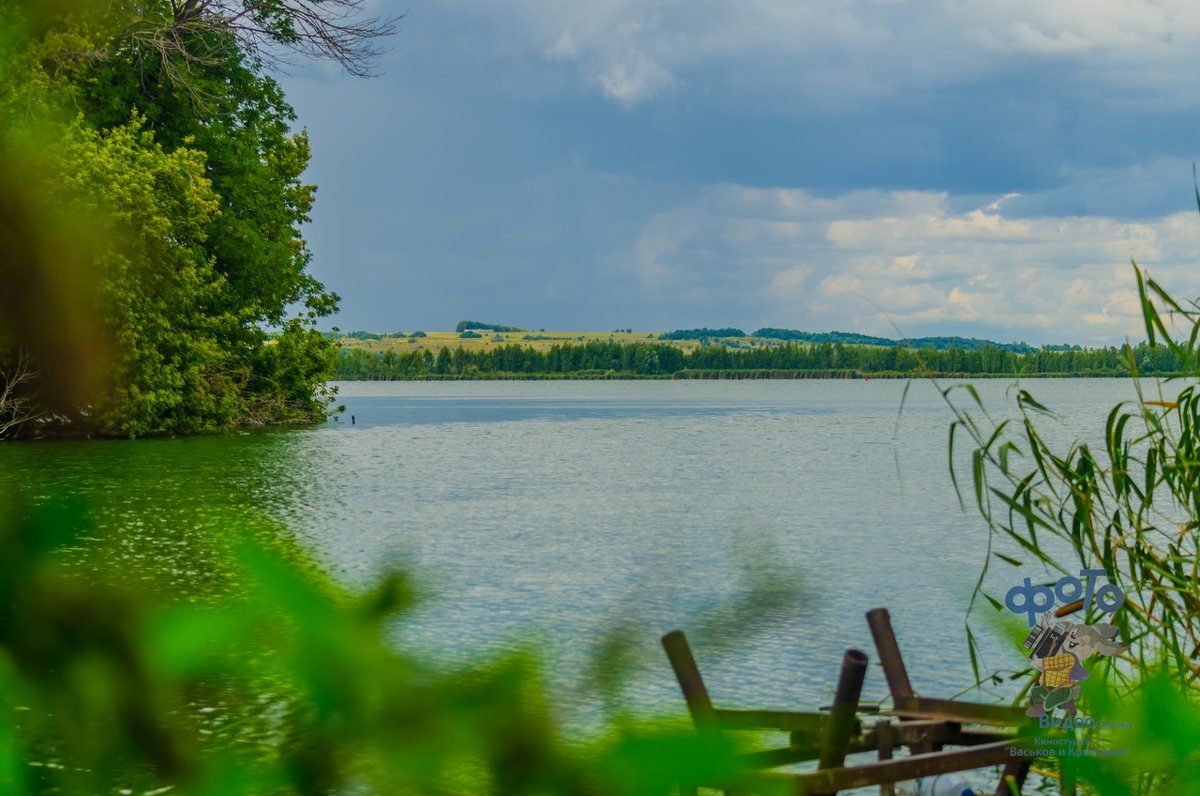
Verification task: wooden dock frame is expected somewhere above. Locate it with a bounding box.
[660,607,1059,795]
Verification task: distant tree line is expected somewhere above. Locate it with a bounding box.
[339,331,407,340]
[661,328,746,340]
[333,340,1181,380]
[325,330,425,341]
[749,329,1037,353]
[455,321,525,333]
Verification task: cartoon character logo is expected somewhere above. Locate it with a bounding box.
[1022,611,1128,718]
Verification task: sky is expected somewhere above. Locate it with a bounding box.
[281,0,1200,346]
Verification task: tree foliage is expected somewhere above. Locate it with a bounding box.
[0,0,360,436]
[55,114,238,435]
[37,1,401,87]
[455,320,526,333]
[661,328,746,340]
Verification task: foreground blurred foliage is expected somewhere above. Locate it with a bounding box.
[0,0,339,437]
[1065,671,1200,795]
[0,497,758,795]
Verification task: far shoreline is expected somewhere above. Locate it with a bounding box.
[330,370,1148,382]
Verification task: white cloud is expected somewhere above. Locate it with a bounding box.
[820,274,863,295]
[594,52,674,106]
[458,0,1200,109]
[618,184,1200,344]
[627,204,706,289]
[958,0,1186,54]
[770,266,811,297]
[287,2,1200,333]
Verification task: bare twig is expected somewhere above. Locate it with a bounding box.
[122,0,400,85]
[0,345,42,439]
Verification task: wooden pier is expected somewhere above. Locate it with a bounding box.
[661,607,1063,795]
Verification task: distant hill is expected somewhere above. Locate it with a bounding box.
[752,328,1036,353]
[332,325,1045,354]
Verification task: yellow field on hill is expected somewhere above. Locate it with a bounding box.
[336,331,753,354]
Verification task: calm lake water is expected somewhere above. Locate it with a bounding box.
[0,378,1156,742]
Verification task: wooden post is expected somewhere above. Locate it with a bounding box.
[866,608,915,702]
[993,758,1032,796]
[876,719,895,796]
[867,607,934,757]
[994,759,1030,795]
[661,630,718,796]
[1059,759,1076,796]
[661,630,718,731]
[813,648,869,795]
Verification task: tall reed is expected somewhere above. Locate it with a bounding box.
[943,267,1200,792]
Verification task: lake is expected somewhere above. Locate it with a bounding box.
[0,378,1150,739]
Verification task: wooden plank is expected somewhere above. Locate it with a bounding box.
[818,702,880,713]
[888,697,1027,727]
[713,709,836,734]
[738,723,1021,773]
[956,728,1020,746]
[785,724,972,766]
[740,746,823,769]
[753,739,1038,793]
[862,720,1014,749]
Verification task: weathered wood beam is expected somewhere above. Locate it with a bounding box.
[754,738,1037,793]
[888,696,1027,727]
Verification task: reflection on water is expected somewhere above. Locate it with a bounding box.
[0,379,1153,740]
[0,432,314,598]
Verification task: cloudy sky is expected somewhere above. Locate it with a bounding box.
[282,1,1200,345]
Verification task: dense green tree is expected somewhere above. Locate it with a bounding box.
[0,0,369,435]
[54,115,241,435]
[82,24,340,424]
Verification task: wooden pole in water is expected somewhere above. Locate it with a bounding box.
[866,608,915,703]
[661,630,715,796]
[876,719,896,796]
[818,648,869,772]
[661,630,718,731]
